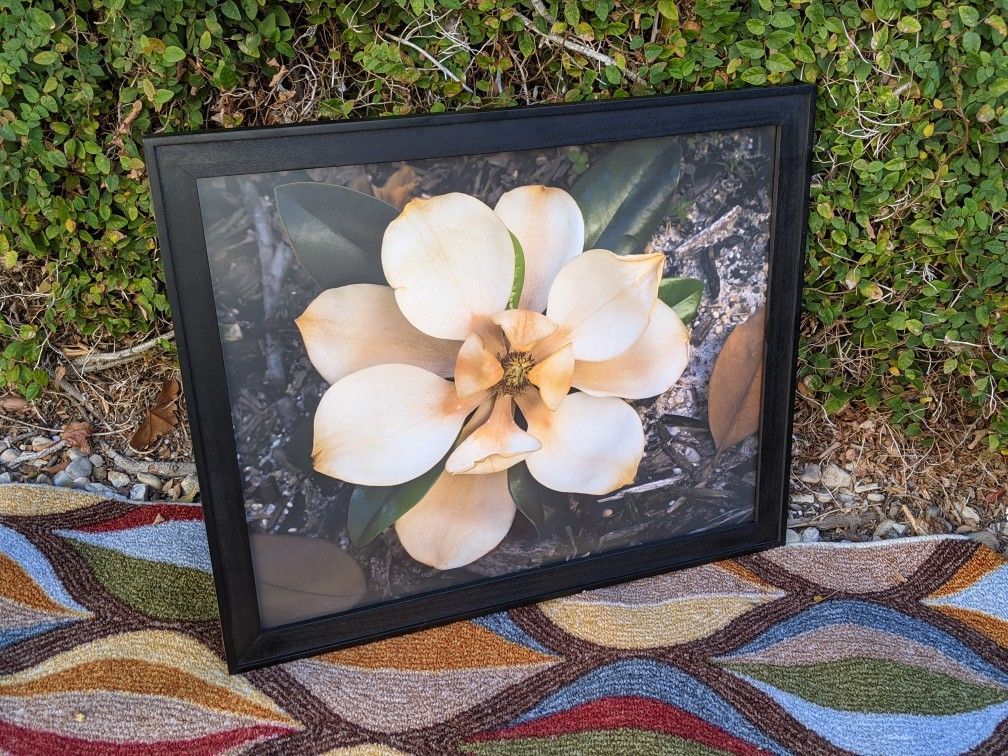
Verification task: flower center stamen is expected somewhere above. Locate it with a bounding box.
[495,351,536,396]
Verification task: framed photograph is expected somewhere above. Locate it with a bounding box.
[145,84,815,672]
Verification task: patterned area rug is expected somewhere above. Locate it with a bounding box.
[1,483,1007,755]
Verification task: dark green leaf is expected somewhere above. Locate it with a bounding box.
[348,460,444,546]
[657,277,703,324]
[507,462,566,534]
[275,182,398,289]
[507,232,525,309]
[571,139,682,256]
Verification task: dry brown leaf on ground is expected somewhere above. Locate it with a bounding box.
[372,164,420,209]
[61,421,94,453]
[0,394,29,412]
[129,378,181,451]
[708,306,765,451]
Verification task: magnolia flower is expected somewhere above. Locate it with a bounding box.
[296,185,689,570]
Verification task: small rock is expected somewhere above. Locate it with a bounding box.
[92,465,106,482]
[838,493,856,507]
[31,435,53,452]
[72,476,91,487]
[791,493,815,505]
[0,448,20,465]
[854,482,880,493]
[961,505,981,527]
[107,470,131,488]
[83,482,117,497]
[799,464,821,484]
[867,492,885,502]
[88,454,104,468]
[129,483,149,501]
[800,527,821,543]
[34,473,51,485]
[66,447,84,460]
[969,531,1001,550]
[874,519,907,538]
[53,470,74,487]
[65,456,93,479]
[166,484,182,499]
[814,491,833,503]
[821,463,852,490]
[136,472,162,488]
[0,472,11,484]
[785,528,800,544]
[181,475,199,498]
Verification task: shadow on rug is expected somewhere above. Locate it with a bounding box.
[1,483,1007,755]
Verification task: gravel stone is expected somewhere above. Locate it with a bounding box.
[34,473,51,485]
[181,475,200,498]
[0,472,11,484]
[814,491,833,503]
[53,470,74,487]
[92,465,106,482]
[800,527,821,543]
[88,454,105,468]
[83,482,117,497]
[791,493,815,505]
[107,471,131,488]
[785,528,800,544]
[136,473,162,488]
[66,447,85,460]
[65,456,93,479]
[969,531,1001,550]
[821,463,853,490]
[799,464,822,484]
[129,483,149,501]
[31,436,53,451]
[854,482,880,493]
[961,506,981,526]
[867,492,885,502]
[0,448,20,465]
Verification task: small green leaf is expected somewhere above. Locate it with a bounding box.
[657,277,703,324]
[33,51,59,65]
[958,6,980,27]
[897,16,921,34]
[348,460,445,546]
[766,53,796,73]
[962,30,980,53]
[275,182,398,289]
[507,462,566,534]
[508,232,525,309]
[162,46,186,64]
[571,140,683,255]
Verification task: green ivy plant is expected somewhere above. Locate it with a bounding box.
[1,0,1005,451]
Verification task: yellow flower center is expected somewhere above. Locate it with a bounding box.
[495,350,536,396]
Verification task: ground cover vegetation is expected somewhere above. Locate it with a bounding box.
[1,0,1006,459]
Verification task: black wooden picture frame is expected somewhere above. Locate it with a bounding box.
[144,84,815,673]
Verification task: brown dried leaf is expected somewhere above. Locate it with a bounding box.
[250,533,366,626]
[372,164,420,209]
[61,421,94,454]
[708,306,765,451]
[129,378,181,451]
[0,394,29,412]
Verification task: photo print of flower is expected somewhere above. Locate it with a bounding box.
[197,128,774,626]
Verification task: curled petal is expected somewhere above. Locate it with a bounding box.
[546,249,664,361]
[313,364,483,487]
[382,193,515,340]
[296,284,460,384]
[445,395,541,475]
[494,186,584,313]
[572,301,690,399]
[491,310,558,352]
[517,391,644,496]
[395,470,516,570]
[527,343,574,410]
[455,334,504,399]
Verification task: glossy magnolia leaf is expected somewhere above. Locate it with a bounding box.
[507,231,525,309]
[250,533,366,626]
[571,139,683,255]
[506,462,566,534]
[347,459,445,546]
[708,306,765,451]
[275,182,398,289]
[657,277,703,324]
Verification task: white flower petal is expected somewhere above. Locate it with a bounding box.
[445,395,541,475]
[517,391,644,496]
[527,343,574,410]
[382,193,515,340]
[296,284,460,384]
[491,309,558,352]
[572,301,690,399]
[312,364,483,486]
[494,185,584,313]
[455,334,504,399]
[395,470,516,570]
[545,249,664,361]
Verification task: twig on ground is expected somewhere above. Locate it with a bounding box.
[657,206,745,258]
[3,440,67,467]
[513,10,644,85]
[101,443,196,478]
[385,32,474,93]
[69,335,172,375]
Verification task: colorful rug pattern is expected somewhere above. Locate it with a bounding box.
[1,483,1007,755]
